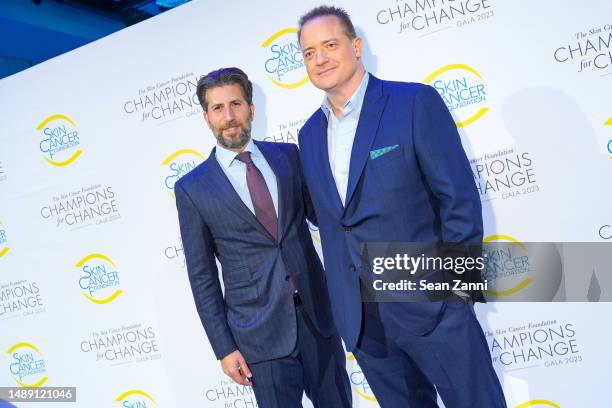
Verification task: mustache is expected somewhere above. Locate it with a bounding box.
[222,120,241,130]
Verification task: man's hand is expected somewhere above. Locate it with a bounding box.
[221,350,252,386]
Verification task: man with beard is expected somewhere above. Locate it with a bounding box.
[174,67,351,408]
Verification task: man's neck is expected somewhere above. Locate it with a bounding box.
[326,66,366,119]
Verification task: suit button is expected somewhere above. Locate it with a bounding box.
[349,265,356,272]
[344,226,352,232]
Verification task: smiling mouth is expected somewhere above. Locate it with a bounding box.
[318,67,336,76]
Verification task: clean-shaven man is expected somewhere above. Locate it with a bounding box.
[175,67,351,408]
[296,6,507,408]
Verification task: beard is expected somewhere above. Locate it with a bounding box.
[212,114,252,150]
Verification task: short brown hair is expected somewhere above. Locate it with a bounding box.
[298,5,357,43]
[196,67,253,112]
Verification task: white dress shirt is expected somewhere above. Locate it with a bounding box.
[320,72,370,206]
[215,139,279,216]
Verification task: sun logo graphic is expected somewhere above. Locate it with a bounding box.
[346,353,377,402]
[482,235,562,301]
[7,342,48,388]
[162,149,205,200]
[424,64,489,127]
[0,220,8,258]
[77,253,122,304]
[516,400,560,408]
[36,114,82,166]
[261,28,309,89]
[115,389,158,407]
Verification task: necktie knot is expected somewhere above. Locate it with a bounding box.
[235,151,253,166]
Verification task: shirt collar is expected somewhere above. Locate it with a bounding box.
[215,138,259,169]
[321,72,370,120]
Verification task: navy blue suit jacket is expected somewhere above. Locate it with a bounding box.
[298,75,484,351]
[175,140,334,363]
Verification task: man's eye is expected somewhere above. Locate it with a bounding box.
[327,43,337,49]
[304,51,314,59]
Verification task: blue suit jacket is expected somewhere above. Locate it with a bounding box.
[175,140,334,363]
[298,75,484,351]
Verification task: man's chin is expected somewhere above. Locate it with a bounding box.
[218,135,249,150]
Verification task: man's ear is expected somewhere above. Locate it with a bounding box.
[354,36,363,59]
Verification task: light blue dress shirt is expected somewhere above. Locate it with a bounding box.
[215,139,279,216]
[321,72,370,206]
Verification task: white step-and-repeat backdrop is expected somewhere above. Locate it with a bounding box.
[1,0,611,406]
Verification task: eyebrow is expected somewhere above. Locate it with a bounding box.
[302,38,338,52]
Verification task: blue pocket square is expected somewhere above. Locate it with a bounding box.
[370,144,399,160]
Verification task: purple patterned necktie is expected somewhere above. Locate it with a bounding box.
[235,151,278,241]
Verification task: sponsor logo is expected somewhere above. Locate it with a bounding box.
[424,64,488,127]
[80,323,161,365]
[516,401,560,408]
[482,235,562,301]
[485,319,581,372]
[36,114,82,166]
[553,24,612,75]
[6,342,48,387]
[39,183,121,231]
[261,28,309,89]
[123,72,201,123]
[204,380,257,407]
[0,221,8,258]
[164,237,185,267]
[347,353,376,402]
[115,389,158,407]
[77,253,122,304]
[376,0,495,36]
[264,117,306,143]
[470,148,540,202]
[161,149,205,199]
[0,280,45,320]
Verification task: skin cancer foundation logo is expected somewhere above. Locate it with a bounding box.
[162,149,205,200]
[77,253,122,304]
[261,28,309,89]
[115,389,158,407]
[0,221,9,258]
[346,353,377,402]
[36,114,82,166]
[482,235,562,301]
[424,64,488,128]
[516,400,560,408]
[7,342,48,388]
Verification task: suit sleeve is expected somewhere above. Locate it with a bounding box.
[291,143,318,226]
[412,84,483,244]
[175,181,237,360]
[412,85,485,300]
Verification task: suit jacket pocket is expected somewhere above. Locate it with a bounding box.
[369,145,404,169]
[223,266,252,288]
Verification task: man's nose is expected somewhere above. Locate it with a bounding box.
[315,50,328,65]
[223,106,236,121]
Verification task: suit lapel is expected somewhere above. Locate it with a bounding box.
[255,140,288,242]
[344,76,387,210]
[312,110,344,213]
[204,149,274,241]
